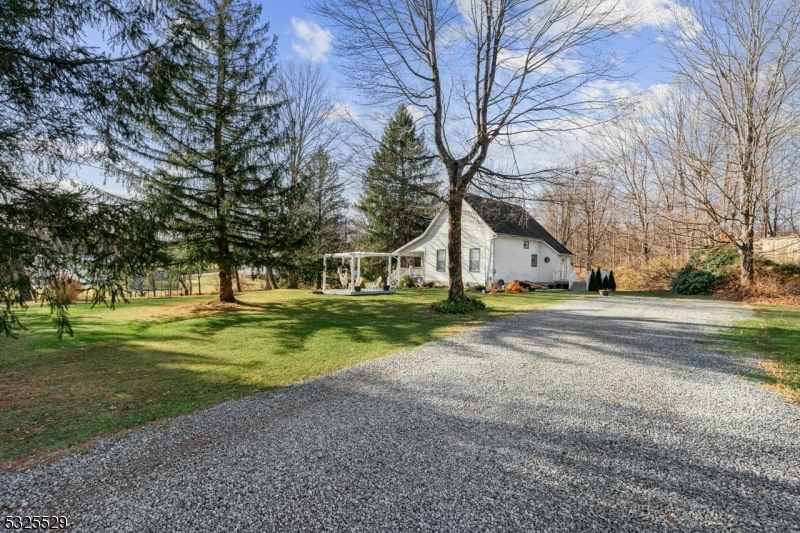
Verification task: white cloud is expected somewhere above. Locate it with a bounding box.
[610,0,699,37]
[290,18,332,62]
[326,102,358,122]
[406,105,426,122]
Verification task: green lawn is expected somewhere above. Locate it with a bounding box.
[722,304,800,404]
[0,289,580,462]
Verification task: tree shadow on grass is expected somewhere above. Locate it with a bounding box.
[13,355,797,531]
[0,294,478,462]
[0,342,268,463]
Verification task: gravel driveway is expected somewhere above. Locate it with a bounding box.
[2,297,799,532]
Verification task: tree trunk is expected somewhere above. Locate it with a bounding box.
[287,270,299,289]
[316,269,323,290]
[197,271,202,295]
[218,266,236,302]
[740,228,755,288]
[263,266,277,290]
[446,194,466,302]
[235,269,242,293]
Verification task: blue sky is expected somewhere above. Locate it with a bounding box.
[82,0,687,194]
[265,0,321,62]
[259,0,687,176]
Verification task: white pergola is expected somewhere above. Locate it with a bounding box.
[322,252,395,295]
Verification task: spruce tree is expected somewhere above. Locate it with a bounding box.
[120,0,284,303]
[609,270,617,291]
[596,267,603,290]
[602,274,610,290]
[358,105,440,252]
[0,0,182,336]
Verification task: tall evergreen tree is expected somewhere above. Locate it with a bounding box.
[358,105,440,252]
[118,0,284,303]
[0,0,182,336]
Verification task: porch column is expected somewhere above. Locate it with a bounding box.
[388,255,392,288]
[322,255,327,291]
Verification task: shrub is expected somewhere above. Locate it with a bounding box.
[50,273,81,304]
[588,270,597,291]
[398,275,416,289]
[608,270,617,291]
[422,281,436,289]
[701,247,738,275]
[431,296,486,314]
[670,246,738,295]
[602,274,610,290]
[671,268,723,295]
[772,261,800,278]
[472,284,485,292]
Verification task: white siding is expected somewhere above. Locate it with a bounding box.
[396,202,573,286]
[397,203,494,286]
[492,236,569,284]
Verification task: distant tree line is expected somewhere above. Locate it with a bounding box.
[536,0,800,291]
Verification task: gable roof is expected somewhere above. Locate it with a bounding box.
[465,194,573,255]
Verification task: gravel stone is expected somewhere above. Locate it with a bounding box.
[2,297,798,532]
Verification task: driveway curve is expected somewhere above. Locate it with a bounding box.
[2,297,799,532]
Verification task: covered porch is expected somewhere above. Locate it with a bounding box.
[390,251,425,286]
[322,252,397,296]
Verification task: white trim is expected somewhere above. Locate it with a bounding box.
[392,206,448,254]
[324,252,395,258]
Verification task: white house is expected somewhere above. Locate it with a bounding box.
[393,194,575,288]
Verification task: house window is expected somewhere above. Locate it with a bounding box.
[469,248,480,272]
[523,241,529,249]
[436,250,446,272]
[544,256,550,263]
[531,254,538,267]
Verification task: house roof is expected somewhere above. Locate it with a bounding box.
[465,194,573,255]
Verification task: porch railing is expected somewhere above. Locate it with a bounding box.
[390,266,424,285]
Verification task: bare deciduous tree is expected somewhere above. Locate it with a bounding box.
[666,0,800,287]
[315,0,630,302]
[274,62,341,289]
[276,62,341,185]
